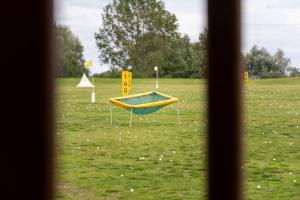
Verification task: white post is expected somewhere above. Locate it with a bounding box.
[176,102,180,125]
[154,66,159,89]
[110,103,113,126]
[91,92,96,103]
[91,75,96,103]
[129,109,133,127]
[156,69,159,89]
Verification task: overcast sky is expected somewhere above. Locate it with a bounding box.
[55,0,300,73]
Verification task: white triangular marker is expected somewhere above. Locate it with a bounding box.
[76,73,94,88]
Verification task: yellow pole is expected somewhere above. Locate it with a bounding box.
[244,71,249,86]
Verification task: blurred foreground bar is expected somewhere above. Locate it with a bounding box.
[0,0,54,199]
[208,0,243,200]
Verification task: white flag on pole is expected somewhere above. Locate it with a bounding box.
[154,66,158,71]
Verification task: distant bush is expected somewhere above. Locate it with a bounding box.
[287,67,300,77]
[94,69,121,78]
[245,45,291,79]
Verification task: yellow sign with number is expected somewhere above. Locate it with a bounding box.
[122,71,132,96]
[128,71,132,92]
[244,71,249,86]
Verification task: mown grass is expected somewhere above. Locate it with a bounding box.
[244,78,300,200]
[55,78,299,200]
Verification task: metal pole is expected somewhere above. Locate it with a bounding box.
[129,109,133,127]
[176,102,180,124]
[110,103,113,126]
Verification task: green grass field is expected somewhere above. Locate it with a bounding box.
[55,78,299,200]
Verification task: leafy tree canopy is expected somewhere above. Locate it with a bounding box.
[55,24,88,77]
[95,0,178,74]
[245,45,291,78]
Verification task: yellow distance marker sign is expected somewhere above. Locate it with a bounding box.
[244,71,249,86]
[122,71,132,96]
[128,71,132,92]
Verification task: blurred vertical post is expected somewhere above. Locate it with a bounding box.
[154,66,159,89]
[244,72,249,86]
[91,75,96,103]
[0,0,54,199]
[208,0,243,200]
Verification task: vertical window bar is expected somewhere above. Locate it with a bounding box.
[208,0,243,200]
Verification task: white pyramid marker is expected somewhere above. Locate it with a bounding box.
[76,73,94,88]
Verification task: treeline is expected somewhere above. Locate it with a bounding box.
[54,23,300,79]
[95,30,207,78]
[55,0,300,78]
[95,40,300,79]
[245,45,299,78]
[94,0,298,78]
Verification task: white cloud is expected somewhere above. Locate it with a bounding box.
[243,0,300,67]
[164,0,206,41]
[55,0,107,74]
[266,0,300,9]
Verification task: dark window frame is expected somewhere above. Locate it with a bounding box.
[208,0,243,200]
[1,0,242,199]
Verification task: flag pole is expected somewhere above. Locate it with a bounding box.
[84,59,95,103]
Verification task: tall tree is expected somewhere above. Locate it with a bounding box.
[55,24,88,77]
[190,28,208,78]
[245,45,272,78]
[95,0,179,75]
[272,49,290,76]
